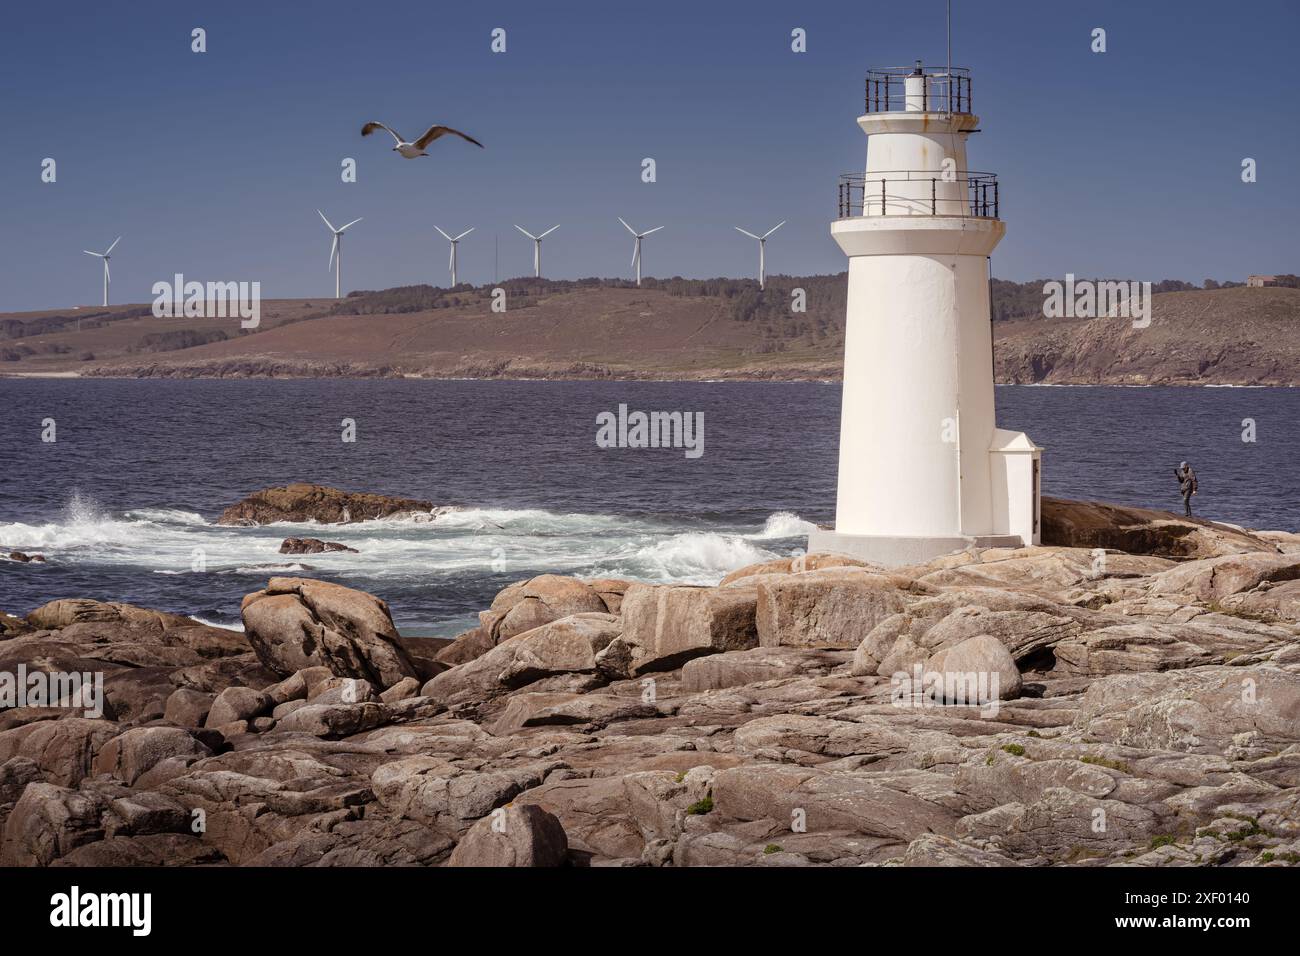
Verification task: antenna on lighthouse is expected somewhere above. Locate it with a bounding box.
[946,0,952,116]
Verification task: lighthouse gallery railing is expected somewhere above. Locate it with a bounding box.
[865,66,973,115]
[837,171,999,220]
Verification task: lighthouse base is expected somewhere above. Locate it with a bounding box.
[806,529,1025,568]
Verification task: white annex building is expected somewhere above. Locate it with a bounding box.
[809,63,1043,566]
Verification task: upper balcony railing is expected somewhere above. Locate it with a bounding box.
[866,64,972,115]
[837,171,1000,220]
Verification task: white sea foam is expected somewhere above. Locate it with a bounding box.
[191,616,245,632]
[749,511,817,539]
[4,495,811,588]
[607,531,779,583]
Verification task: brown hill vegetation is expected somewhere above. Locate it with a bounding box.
[1,280,1296,385]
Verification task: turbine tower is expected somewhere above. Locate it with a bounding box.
[807,58,1042,567]
[435,226,474,287]
[513,224,559,278]
[317,210,363,299]
[733,221,784,289]
[618,218,664,286]
[82,237,120,307]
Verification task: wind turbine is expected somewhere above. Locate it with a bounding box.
[513,224,559,278]
[434,226,474,287]
[734,221,785,290]
[82,237,120,307]
[618,218,664,287]
[317,210,363,299]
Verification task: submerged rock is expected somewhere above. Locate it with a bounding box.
[217,482,435,526]
[279,537,359,555]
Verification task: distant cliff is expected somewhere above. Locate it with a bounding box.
[2,282,1296,386]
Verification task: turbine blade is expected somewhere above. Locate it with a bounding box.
[339,218,363,232]
[317,209,337,232]
[642,226,665,236]
[449,246,455,271]
[539,224,560,239]
[434,225,453,241]
[83,250,100,257]
[103,259,110,282]
[734,227,761,240]
[762,221,787,239]
[329,235,339,270]
[618,217,637,236]
[453,227,474,241]
[105,236,121,254]
[632,240,640,270]
[514,224,537,240]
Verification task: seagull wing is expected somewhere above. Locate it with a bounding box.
[413,124,485,150]
[361,122,404,144]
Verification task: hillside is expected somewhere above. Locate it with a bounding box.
[1,280,1296,385]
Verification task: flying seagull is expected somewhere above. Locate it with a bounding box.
[361,121,484,158]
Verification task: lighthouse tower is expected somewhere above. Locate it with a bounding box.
[808,63,1042,566]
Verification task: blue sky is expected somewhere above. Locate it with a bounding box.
[1,0,1296,310]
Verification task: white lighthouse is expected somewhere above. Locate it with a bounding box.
[808,63,1042,566]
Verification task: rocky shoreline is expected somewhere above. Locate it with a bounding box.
[1,501,1298,867]
[58,360,1300,386]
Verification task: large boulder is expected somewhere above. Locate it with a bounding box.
[241,577,417,686]
[25,599,194,631]
[204,686,274,728]
[755,568,932,648]
[681,647,850,691]
[217,483,434,526]
[0,718,120,786]
[92,727,212,786]
[420,613,620,706]
[1041,496,1278,559]
[1150,552,1300,602]
[603,583,758,676]
[0,783,106,866]
[923,635,1023,702]
[481,575,608,643]
[447,804,568,867]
